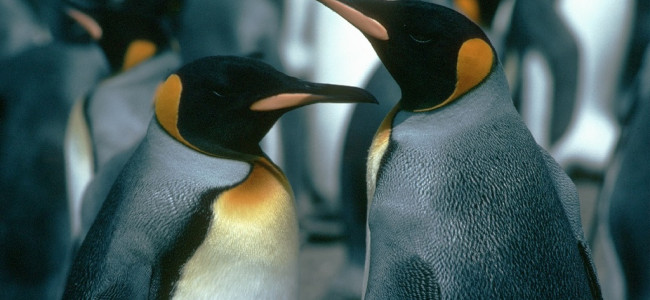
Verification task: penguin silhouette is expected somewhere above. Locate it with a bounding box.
[63,55,376,299]
[0,7,109,297]
[317,0,601,298]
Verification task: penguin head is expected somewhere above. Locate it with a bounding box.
[155,56,377,157]
[317,0,496,112]
[63,0,180,71]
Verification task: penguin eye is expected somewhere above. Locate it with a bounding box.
[403,24,432,44]
[408,33,432,44]
[212,90,225,98]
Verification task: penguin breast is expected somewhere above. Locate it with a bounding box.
[171,158,299,299]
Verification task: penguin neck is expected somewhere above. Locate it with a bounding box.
[398,80,454,112]
[393,65,511,130]
[396,37,497,112]
[183,128,270,161]
[154,119,265,163]
[383,56,457,112]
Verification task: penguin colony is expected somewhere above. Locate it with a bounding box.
[3,0,619,299]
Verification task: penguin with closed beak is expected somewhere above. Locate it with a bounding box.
[63,55,376,299]
[317,0,601,298]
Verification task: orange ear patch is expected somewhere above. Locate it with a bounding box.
[155,74,190,145]
[416,38,493,112]
[122,40,157,71]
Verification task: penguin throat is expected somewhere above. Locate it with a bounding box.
[160,118,264,161]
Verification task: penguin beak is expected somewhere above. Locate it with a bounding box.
[250,82,378,111]
[66,7,103,40]
[316,0,389,41]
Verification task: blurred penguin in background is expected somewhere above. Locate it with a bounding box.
[177,0,284,68]
[456,0,630,177]
[601,45,650,300]
[63,0,184,248]
[0,0,56,144]
[616,0,650,123]
[595,2,650,299]
[0,0,52,60]
[548,0,632,174]
[0,2,109,299]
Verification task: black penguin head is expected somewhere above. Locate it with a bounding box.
[155,56,377,157]
[63,0,180,71]
[318,0,496,112]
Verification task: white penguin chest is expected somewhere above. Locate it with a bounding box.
[172,159,299,299]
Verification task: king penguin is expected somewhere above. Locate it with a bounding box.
[317,0,601,298]
[63,0,183,246]
[63,55,376,299]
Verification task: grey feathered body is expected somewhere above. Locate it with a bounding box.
[64,121,251,299]
[365,67,600,299]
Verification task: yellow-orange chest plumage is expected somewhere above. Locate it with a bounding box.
[173,158,299,299]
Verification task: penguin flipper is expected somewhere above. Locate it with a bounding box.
[538,148,584,240]
[539,148,603,298]
[390,256,442,300]
[364,253,442,300]
[94,263,153,299]
[65,250,154,299]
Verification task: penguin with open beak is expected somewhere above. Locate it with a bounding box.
[63,55,376,299]
[317,0,602,298]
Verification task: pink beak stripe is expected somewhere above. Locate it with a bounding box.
[67,8,103,40]
[250,93,327,111]
[317,0,389,41]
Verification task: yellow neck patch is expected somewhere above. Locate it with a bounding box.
[122,40,157,71]
[154,74,202,153]
[172,157,298,298]
[415,38,493,112]
[367,104,400,204]
[454,0,482,25]
[218,158,292,219]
